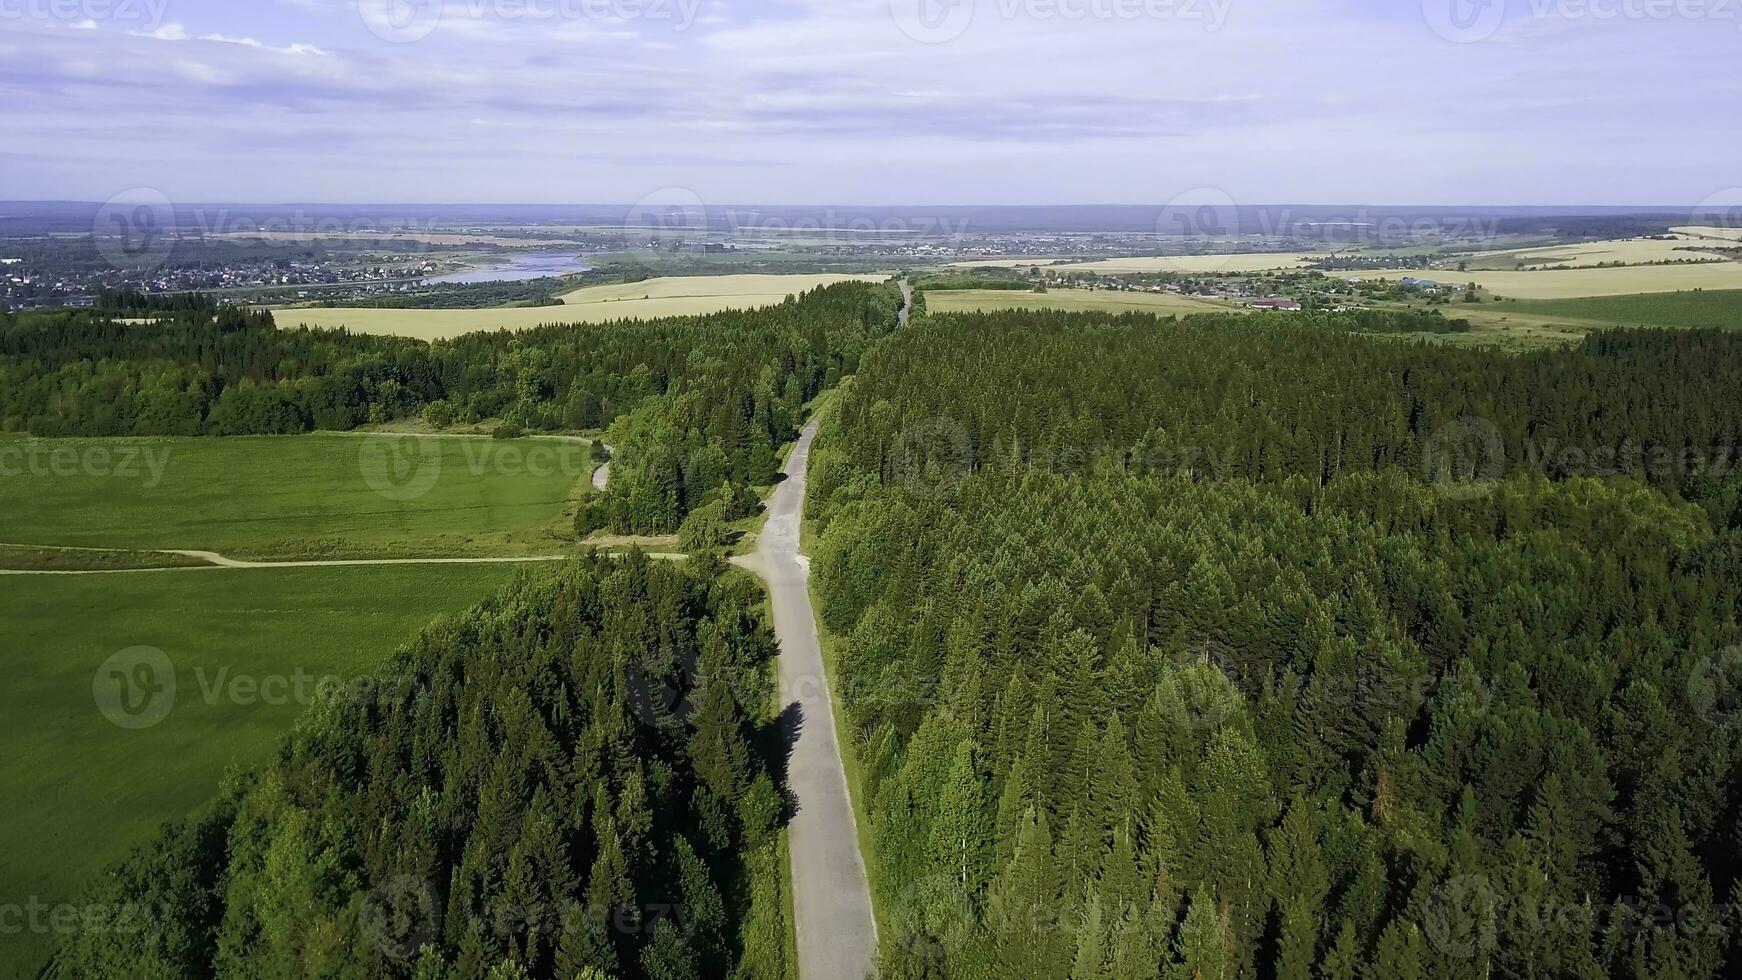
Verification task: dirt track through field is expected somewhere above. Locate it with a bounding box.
[0,546,681,575]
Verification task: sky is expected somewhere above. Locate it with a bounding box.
[2,0,1739,205]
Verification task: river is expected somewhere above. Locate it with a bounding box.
[424,251,595,285]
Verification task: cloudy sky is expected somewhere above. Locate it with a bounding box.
[3,0,1738,204]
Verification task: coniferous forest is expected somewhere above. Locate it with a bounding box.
[31,295,1742,979]
[53,553,791,980]
[809,308,1742,978]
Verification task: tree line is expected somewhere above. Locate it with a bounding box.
[822,309,1742,520]
[0,281,902,532]
[807,308,1742,978]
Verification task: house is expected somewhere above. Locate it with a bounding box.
[1250,298,1301,311]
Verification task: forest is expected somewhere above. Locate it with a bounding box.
[807,309,1742,978]
[51,552,793,980]
[0,281,902,532]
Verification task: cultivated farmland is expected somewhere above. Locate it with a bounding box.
[1489,289,1742,331]
[950,253,1332,273]
[1672,225,1742,242]
[1344,263,1742,299]
[1459,235,1733,271]
[273,272,887,338]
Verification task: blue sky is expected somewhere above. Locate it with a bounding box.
[2,0,1738,204]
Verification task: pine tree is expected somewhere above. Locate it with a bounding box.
[1070,899,1109,980]
[1317,920,1361,980]
[555,901,618,979]
[1170,886,1231,980]
[931,738,994,894]
[988,807,1062,978]
[1274,896,1317,980]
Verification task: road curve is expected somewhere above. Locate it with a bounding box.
[592,443,615,492]
[736,418,879,980]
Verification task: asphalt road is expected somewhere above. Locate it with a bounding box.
[738,416,879,979]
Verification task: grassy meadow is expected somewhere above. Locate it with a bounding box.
[0,433,593,560]
[0,563,523,976]
[272,273,886,339]
[1491,289,1742,331]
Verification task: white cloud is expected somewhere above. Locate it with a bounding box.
[2,0,1739,203]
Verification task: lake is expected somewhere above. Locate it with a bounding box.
[425,251,595,285]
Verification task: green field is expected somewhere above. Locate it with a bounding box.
[0,564,522,976]
[0,433,594,560]
[1495,289,1742,330]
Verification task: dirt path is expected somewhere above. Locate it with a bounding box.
[592,444,615,492]
[0,545,682,575]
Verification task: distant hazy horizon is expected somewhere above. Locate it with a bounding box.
[0,201,1720,210]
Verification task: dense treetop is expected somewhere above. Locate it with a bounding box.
[809,308,1742,978]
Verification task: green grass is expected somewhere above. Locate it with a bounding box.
[0,563,522,976]
[0,433,594,559]
[0,544,209,571]
[1496,289,1742,331]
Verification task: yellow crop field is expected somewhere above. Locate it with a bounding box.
[951,253,1326,273]
[272,273,886,339]
[924,288,1242,316]
[1461,236,1732,271]
[1345,264,1742,299]
[946,258,1065,268]
[1671,226,1742,242]
[1044,253,1325,274]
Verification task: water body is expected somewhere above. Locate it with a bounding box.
[425,251,594,285]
